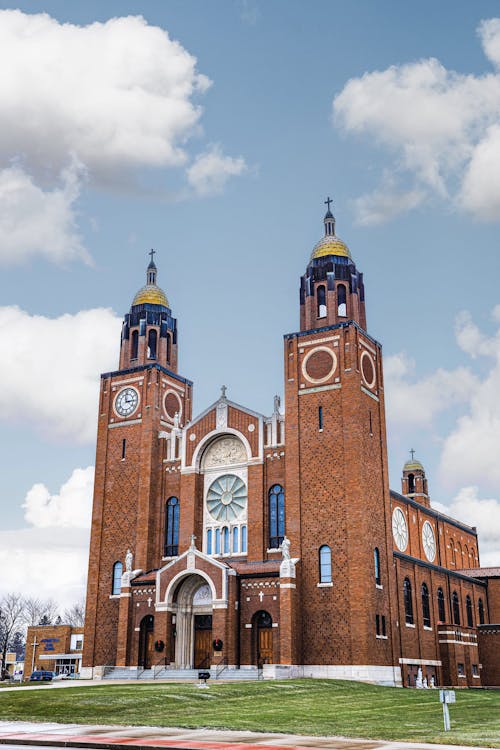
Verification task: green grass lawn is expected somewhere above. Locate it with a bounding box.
[0,680,498,747]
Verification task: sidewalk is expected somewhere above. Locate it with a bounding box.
[0,721,494,750]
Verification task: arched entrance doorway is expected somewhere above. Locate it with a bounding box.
[173,576,213,669]
[138,615,155,668]
[253,610,274,667]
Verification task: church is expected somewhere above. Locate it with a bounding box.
[82,205,500,687]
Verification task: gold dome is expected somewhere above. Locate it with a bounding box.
[311,235,352,261]
[404,459,424,472]
[132,284,169,307]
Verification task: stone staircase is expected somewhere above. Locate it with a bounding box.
[102,666,261,681]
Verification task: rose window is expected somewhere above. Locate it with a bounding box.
[207,474,247,521]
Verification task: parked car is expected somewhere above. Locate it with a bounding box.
[29,670,53,682]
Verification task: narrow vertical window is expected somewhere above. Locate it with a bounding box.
[223,526,230,554]
[166,333,171,363]
[233,527,239,553]
[317,285,327,318]
[147,329,157,359]
[374,547,381,585]
[403,577,413,624]
[478,598,485,625]
[318,406,323,431]
[121,438,126,460]
[437,588,446,623]
[207,529,212,555]
[369,410,373,436]
[112,561,123,595]
[241,525,247,553]
[421,583,431,627]
[131,330,139,359]
[337,284,347,316]
[449,538,455,565]
[408,473,415,493]
[466,595,473,628]
[452,591,460,625]
[382,615,386,636]
[164,497,179,556]
[215,528,221,554]
[375,614,380,635]
[268,485,285,549]
[319,545,332,583]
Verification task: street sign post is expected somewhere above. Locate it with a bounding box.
[439,690,455,731]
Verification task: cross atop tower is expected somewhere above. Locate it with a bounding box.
[149,248,156,264]
[324,196,333,212]
[410,448,415,461]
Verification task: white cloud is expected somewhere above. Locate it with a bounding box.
[0,11,210,181]
[384,352,476,428]
[440,310,500,491]
[354,173,425,225]
[434,486,500,567]
[0,163,88,265]
[187,145,248,196]
[0,306,121,442]
[0,467,93,608]
[23,466,94,529]
[333,18,500,221]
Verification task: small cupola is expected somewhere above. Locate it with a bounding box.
[402,450,430,507]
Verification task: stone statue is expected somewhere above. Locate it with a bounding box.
[280,535,291,560]
[173,411,180,429]
[125,548,133,573]
[274,394,281,413]
[416,667,423,688]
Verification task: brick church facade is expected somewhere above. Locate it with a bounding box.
[82,206,500,687]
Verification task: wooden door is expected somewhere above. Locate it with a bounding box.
[257,628,273,667]
[194,614,212,668]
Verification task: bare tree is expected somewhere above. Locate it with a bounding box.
[22,597,59,627]
[63,599,85,627]
[0,593,25,675]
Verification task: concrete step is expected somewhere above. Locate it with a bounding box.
[103,666,262,681]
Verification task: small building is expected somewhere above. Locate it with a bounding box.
[24,625,84,677]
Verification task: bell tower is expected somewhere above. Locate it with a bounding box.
[83,252,193,676]
[401,451,430,507]
[284,201,400,683]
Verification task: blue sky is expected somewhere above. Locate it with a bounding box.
[0,1,499,607]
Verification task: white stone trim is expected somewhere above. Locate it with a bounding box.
[108,419,142,429]
[262,663,402,686]
[360,385,379,402]
[317,581,333,588]
[399,657,442,666]
[299,383,342,396]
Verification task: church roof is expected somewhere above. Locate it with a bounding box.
[404,458,425,472]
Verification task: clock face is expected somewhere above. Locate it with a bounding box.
[422,521,436,562]
[207,474,247,521]
[114,386,139,417]
[392,507,408,552]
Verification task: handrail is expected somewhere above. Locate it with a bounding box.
[153,656,168,679]
[214,655,227,679]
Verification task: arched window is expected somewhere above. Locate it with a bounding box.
[408,473,415,493]
[241,525,247,553]
[337,284,347,316]
[478,598,485,625]
[421,583,431,627]
[164,497,179,557]
[223,526,230,554]
[319,545,332,583]
[206,529,213,555]
[437,587,446,623]
[403,577,414,624]
[131,330,139,359]
[374,547,381,585]
[269,484,285,549]
[112,561,122,595]
[466,594,473,628]
[449,538,455,565]
[452,591,460,625]
[215,528,221,554]
[456,542,462,566]
[147,329,157,359]
[317,285,327,318]
[233,527,239,553]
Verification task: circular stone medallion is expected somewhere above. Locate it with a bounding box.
[361,351,376,389]
[302,346,337,384]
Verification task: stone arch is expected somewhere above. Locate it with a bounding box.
[169,574,214,669]
[192,429,252,471]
